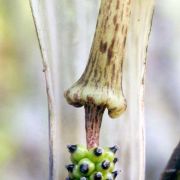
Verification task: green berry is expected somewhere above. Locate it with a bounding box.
[103,173,113,180]
[67,144,88,162]
[88,147,105,163]
[72,165,81,179]
[70,156,78,164]
[103,171,119,180]
[96,160,111,173]
[109,162,115,173]
[104,146,118,162]
[78,158,95,176]
[108,158,118,172]
[104,151,114,162]
[90,172,104,180]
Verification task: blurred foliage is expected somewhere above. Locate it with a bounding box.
[0,128,17,167]
[0,1,46,179]
[0,0,21,169]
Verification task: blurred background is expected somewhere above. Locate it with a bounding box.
[0,0,179,180]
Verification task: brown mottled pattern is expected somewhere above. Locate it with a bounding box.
[116,0,120,9]
[81,0,131,86]
[65,0,132,125]
[100,40,108,53]
[115,24,119,31]
[113,15,117,25]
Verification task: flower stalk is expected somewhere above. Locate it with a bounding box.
[65,0,132,149]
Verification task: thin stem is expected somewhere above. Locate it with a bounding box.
[85,104,105,149]
[29,1,56,180]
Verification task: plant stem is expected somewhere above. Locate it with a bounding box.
[65,0,132,118]
[121,0,154,179]
[29,1,56,180]
[65,0,132,150]
[85,104,105,149]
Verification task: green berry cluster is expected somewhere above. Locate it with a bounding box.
[66,144,119,180]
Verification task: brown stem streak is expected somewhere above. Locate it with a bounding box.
[85,104,105,149]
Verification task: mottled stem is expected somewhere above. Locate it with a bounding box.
[85,104,105,149]
[65,0,132,150]
[65,0,131,118]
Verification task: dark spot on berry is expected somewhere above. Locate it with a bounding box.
[112,171,119,179]
[94,172,103,180]
[109,145,118,154]
[113,158,119,164]
[94,147,103,156]
[102,160,110,170]
[80,163,89,174]
[66,164,75,173]
[67,145,77,153]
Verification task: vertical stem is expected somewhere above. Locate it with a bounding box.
[123,0,155,179]
[48,92,55,180]
[85,104,105,149]
[29,1,56,180]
